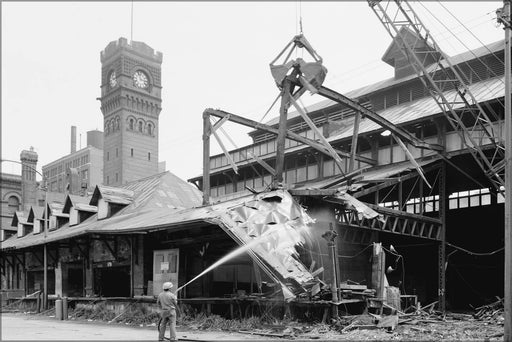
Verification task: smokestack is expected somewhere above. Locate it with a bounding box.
[71,126,77,153]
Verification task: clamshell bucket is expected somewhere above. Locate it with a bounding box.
[269,34,327,90]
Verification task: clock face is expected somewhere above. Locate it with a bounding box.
[109,71,117,87]
[133,70,149,89]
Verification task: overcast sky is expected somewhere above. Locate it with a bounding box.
[1,1,504,181]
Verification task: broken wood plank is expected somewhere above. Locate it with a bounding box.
[311,266,324,277]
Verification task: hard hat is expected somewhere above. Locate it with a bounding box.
[163,282,173,290]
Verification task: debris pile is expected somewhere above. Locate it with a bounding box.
[472,297,504,324]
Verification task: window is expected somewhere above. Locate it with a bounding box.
[107,152,109,161]
[129,119,134,130]
[147,123,153,135]
[116,173,118,182]
[148,152,151,161]
[131,148,134,157]
[138,121,143,132]
[7,196,20,215]
[449,188,492,209]
[116,148,118,158]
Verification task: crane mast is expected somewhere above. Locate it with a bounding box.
[368,0,505,192]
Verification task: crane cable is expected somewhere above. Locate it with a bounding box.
[416,1,505,118]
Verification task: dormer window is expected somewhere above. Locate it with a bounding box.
[90,185,134,220]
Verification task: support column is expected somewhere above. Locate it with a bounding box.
[371,243,386,300]
[202,111,211,205]
[84,240,94,297]
[438,161,447,312]
[274,80,292,186]
[503,1,512,339]
[133,236,144,296]
[55,261,63,297]
[43,244,48,309]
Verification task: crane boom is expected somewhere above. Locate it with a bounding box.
[368,0,505,192]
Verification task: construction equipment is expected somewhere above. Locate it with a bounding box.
[368,0,505,193]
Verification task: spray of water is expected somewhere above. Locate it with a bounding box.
[176,224,289,293]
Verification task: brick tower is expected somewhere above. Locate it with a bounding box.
[20,147,38,211]
[99,38,163,186]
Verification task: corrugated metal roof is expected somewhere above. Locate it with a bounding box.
[74,203,98,213]
[327,76,504,142]
[295,157,440,191]
[2,171,203,250]
[262,40,504,127]
[90,185,135,206]
[121,172,203,211]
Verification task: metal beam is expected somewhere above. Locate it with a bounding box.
[349,112,361,172]
[101,239,118,262]
[203,111,211,205]
[364,202,442,225]
[211,129,238,174]
[247,152,276,176]
[502,0,512,339]
[352,162,441,198]
[204,108,377,166]
[438,161,447,312]
[289,92,346,174]
[317,86,444,151]
[275,79,293,185]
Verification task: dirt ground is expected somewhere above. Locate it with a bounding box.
[1,311,505,341]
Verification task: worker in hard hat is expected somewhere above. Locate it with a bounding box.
[157,282,178,341]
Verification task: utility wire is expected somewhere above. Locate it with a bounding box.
[417,1,505,117]
[446,242,504,256]
[437,1,505,68]
[415,2,505,143]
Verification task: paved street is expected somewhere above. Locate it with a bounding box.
[1,313,265,341]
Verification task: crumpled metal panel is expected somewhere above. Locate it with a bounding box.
[327,191,381,220]
[214,189,318,297]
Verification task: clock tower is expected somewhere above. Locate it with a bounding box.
[99,38,163,186]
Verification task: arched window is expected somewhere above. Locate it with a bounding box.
[147,123,152,135]
[7,196,20,215]
[138,121,143,132]
[105,122,110,135]
[114,117,120,131]
[129,118,134,130]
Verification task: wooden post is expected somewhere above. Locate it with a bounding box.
[274,80,292,186]
[202,111,211,205]
[130,235,134,298]
[371,243,385,300]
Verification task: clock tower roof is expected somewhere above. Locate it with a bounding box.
[101,37,163,64]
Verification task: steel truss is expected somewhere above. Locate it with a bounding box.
[368,0,505,192]
[333,205,442,241]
